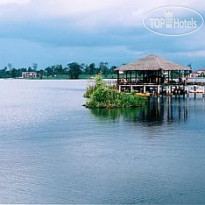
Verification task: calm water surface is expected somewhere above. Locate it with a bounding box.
[0,79,205,204]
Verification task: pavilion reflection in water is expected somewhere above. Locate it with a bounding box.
[90,97,188,125]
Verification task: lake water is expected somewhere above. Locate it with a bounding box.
[0,79,205,204]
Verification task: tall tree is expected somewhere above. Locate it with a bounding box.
[11,68,17,78]
[32,63,38,71]
[88,63,96,75]
[99,62,109,75]
[54,65,63,76]
[38,70,44,79]
[45,67,54,77]
[67,62,82,79]
[110,66,117,74]
[8,63,13,71]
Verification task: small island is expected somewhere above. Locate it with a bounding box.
[84,74,147,109]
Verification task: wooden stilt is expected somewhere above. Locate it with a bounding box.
[143,85,146,93]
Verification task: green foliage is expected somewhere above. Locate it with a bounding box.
[91,107,143,121]
[85,74,147,109]
[94,73,106,88]
[84,73,106,98]
[67,62,82,79]
[84,85,96,98]
[11,68,17,78]
[0,61,117,79]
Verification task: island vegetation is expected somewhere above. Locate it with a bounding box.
[84,74,147,109]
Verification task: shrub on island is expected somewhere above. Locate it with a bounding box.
[84,74,147,109]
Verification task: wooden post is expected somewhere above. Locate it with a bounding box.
[166,86,170,95]
[187,86,190,97]
[143,85,146,93]
[171,70,173,82]
[183,71,185,84]
[135,71,137,83]
[117,71,120,85]
[143,71,145,83]
[157,85,160,95]
[168,70,170,85]
[179,70,181,84]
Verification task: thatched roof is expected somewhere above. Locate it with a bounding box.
[115,55,191,71]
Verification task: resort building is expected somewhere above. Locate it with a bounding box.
[190,72,198,78]
[115,54,191,95]
[196,69,205,77]
[190,69,205,78]
[22,72,37,78]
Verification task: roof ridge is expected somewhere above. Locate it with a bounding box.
[114,54,191,71]
[153,55,162,69]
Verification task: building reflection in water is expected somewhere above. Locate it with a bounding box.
[90,97,189,126]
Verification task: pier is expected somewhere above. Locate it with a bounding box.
[118,84,205,97]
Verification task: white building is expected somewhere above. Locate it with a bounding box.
[197,69,205,76]
[22,72,37,78]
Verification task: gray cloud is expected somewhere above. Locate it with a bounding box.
[0,1,204,69]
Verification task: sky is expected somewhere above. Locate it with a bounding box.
[0,0,204,70]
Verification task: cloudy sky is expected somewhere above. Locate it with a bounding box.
[0,0,204,70]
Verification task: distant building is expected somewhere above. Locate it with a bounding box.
[22,72,37,78]
[190,72,198,78]
[197,69,205,76]
[190,69,205,78]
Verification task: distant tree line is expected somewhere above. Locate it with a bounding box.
[0,62,117,79]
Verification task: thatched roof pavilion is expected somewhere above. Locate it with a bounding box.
[115,55,191,72]
[115,54,191,87]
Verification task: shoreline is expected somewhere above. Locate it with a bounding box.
[0,78,117,81]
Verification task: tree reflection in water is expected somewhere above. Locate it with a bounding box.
[90,97,188,126]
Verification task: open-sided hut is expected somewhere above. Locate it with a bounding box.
[115,55,192,94]
[115,55,191,85]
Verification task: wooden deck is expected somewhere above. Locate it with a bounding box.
[118,83,205,97]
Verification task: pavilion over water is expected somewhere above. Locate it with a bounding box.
[115,55,192,94]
